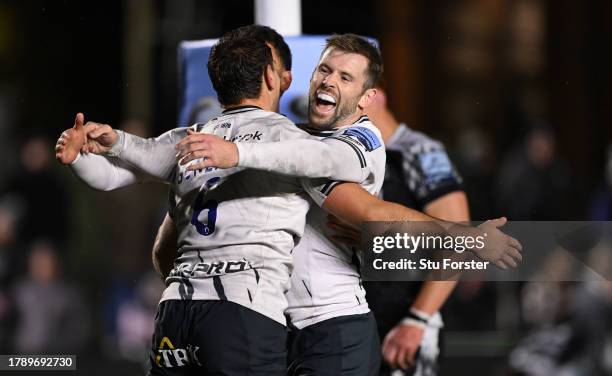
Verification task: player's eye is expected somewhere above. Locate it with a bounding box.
[341,75,352,82]
[319,65,330,74]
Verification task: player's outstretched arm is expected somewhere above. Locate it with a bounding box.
[321,183,522,269]
[152,213,178,280]
[86,124,179,183]
[56,113,144,190]
[175,130,367,183]
[70,153,146,191]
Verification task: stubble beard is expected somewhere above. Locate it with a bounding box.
[307,93,361,130]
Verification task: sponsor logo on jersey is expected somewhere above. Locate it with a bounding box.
[176,167,219,184]
[168,258,253,279]
[155,336,202,368]
[229,130,263,142]
[343,127,382,151]
[213,122,232,130]
[419,151,453,184]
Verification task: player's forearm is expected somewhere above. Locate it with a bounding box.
[107,130,176,182]
[368,199,440,223]
[324,183,443,226]
[369,199,481,241]
[69,153,142,191]
[152,214,178,280]
[236,138,364,182]
[373,191,473,233]
[324,183,482,250]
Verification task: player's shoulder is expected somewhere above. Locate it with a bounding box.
[273,118,311,141]
[390,124,447,155]
[159,125,190,141]
[337,115,384,152]
[391,124,462,187]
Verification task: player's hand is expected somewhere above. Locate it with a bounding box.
[55,113,88,164]
[326,214,361,247]
[175,129,238,170]
[475,217,523,269]
[83,121,118,154]
[382,322,424,370]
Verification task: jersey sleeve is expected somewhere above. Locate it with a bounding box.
[403,141,463,207]
[300,178,345,207]
[106,127,187,183]
[69,153,151,191]
[235,123,382,183]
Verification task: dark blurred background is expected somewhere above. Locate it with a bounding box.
[0,0,611,374]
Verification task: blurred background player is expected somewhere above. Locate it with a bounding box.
[13,241,89,354]
[364,88,469,375]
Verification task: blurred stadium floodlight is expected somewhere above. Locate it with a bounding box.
[255,0,302,36]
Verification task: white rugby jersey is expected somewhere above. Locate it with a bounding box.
[71,106,312,325]
[234,115,386,329]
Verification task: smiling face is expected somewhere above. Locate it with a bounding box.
[308,47,374,129]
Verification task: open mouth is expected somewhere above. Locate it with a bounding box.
[314,92,337,114]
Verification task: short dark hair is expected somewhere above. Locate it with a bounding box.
[224,25,292,71]
[207,34,273,106]
[323,34,383,89]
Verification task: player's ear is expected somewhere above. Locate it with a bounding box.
[281,71,292,93]
[374,88,387,107]
[264,64,276,91]
[358,88,377,110]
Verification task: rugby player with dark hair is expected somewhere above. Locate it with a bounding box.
[57,29,391,376]
[57,29,310,375]
[154,24,294,279]
[57,30,521,376]
[174,33,521,376]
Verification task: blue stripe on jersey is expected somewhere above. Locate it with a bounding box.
[343,127,382,151]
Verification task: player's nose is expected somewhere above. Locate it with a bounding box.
[321,75,337,89]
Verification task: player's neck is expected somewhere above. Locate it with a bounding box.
[231,97,276,113]
[375,110,400,143]
[333,111,364,129]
